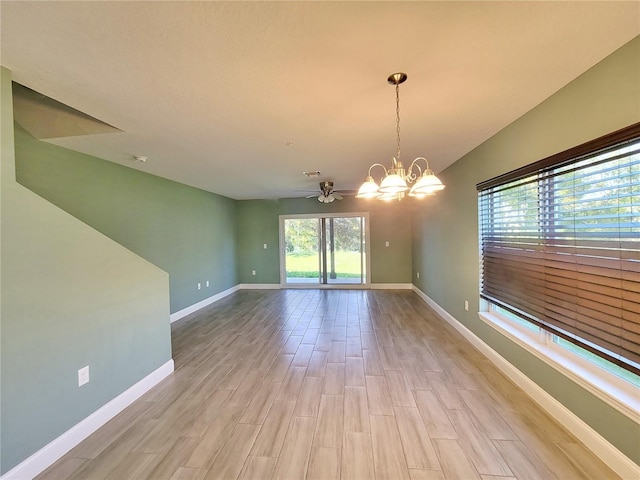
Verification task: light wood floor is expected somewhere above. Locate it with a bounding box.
[37,289,620,480]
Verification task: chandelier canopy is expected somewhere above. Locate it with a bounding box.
[356,73,445,201]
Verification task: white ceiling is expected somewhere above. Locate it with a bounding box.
[2,1,638,200]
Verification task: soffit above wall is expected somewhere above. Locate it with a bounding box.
[12,82,121,139]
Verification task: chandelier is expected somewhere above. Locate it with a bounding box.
[356,73,445,201]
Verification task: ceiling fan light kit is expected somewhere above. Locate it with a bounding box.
[356,73,445,202]
[319,194,335,203]
[316,181,343,203]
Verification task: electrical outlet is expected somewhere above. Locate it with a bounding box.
[464,300,469,311]
[263,243,267,249]
[385,241,390,247]
[78,366,90,387]
[206,280,210,287]
[252,270,256,276]
[197,283,201,290]
[417,272,420,279]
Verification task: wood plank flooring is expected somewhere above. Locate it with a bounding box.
[36,289,620,479]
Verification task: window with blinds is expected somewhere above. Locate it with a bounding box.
[477,123,640,376]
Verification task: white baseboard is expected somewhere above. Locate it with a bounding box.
[411,285,640,480]
[238,283,411,291]
[170,285,240,323]
[170,284,284,323]
[237,283,282,290]
[1,360,174,480]
[371,283,412,290]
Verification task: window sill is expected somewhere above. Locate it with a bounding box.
[478,311,640,423]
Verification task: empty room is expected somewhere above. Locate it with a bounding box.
[1,2,638,479]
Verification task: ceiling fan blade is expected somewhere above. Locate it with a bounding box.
[333,193,343,200]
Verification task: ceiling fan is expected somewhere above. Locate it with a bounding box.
[306,181,346,203]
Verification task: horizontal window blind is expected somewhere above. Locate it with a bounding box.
[478,123,640,375]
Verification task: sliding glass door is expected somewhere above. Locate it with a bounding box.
[324,216,364,284]
[280,213,369,287]
[282,217,322,284]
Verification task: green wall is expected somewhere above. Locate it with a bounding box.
[236,196,414,285]
[14,124,238,314]
[412,37,640,462]
[1,68,173,474]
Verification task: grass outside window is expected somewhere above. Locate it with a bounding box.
[286,251,361,278]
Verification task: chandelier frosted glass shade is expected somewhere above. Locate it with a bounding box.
[408,170,445,196]
[378,172,409,194]
[355,176,381,198]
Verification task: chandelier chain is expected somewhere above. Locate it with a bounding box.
[395,82,401,162]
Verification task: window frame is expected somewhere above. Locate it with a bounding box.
[478,123,640,375]
[477,123,640,421]
[479,305,639,422]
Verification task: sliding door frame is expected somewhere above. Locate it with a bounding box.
[279,212,371,289]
